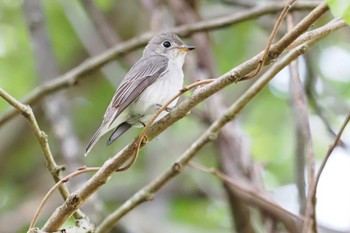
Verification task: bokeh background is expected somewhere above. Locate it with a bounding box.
[0,0,349,233]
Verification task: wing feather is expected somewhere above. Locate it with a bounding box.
[104,55,168,126]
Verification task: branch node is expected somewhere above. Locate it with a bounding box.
[52,164,66,175]
[68,77,79,86]
[68,194,81,209]
[300,45,308,54]
[144,192,155,201]
[229,71,241,83]
[208,133,217,141]
[172,162,182,173]
[22,105,32,118]
[40,130,48,141]
[140,135,148,145]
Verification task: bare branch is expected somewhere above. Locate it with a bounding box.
[302,112,350,232]
[0,88,81,220]
[23,0,84,184]
[83,0,136,65]
[189,161,302,233]
[287,13,310,214]
[28,167,100,231]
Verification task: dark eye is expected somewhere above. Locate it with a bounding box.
[162,41,171,48]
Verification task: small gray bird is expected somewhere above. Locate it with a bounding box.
[85,33,194,156]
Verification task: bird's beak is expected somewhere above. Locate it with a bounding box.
[177,45,195,52]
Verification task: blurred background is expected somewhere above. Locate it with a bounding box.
[0,0,349,232]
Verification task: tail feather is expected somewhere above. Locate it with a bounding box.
[85,126,104,156]
[107,122,132,145]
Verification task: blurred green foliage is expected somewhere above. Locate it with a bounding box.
[327,0,350,24]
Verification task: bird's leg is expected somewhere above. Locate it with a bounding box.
[156,103,175,113]
[139,121,146,127]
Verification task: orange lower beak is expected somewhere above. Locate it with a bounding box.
[178,45,195,52]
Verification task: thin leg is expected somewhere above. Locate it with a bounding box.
[156,103,175,112]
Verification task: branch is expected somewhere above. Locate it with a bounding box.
[23,0,84,185]
[0,1,319,127]
[42,5,337,231]
[0,88,82,218]
[189,161,302,233]
[28,167,100,231]
[302,112,350,232]
[287,13,309,214]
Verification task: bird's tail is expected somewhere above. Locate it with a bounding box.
[85,126,104,156]
[107,122,132,145]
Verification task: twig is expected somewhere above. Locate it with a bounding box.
[0,88,79,212]
[24,0,83,189]
[302,112,350,233]
[304,52,347,147]
[220,0,256,8]
[42,9,339,232]
[242,0,296,80]
[83,0,136,66]
[28,167,100,230]
[287,13,311,214]
[189,161,302,233]
[0,1,319,127]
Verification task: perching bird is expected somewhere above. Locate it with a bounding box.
[85,33,195,156]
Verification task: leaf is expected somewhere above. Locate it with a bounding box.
[326,0,350,24]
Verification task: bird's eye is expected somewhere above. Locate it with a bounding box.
[162,41,171,48]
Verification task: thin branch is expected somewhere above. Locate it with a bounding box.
[189,161,302,233]
[0,1,319,127]
[220,0,257,8]
[304,53,347,147]
[28,167,100,231]
[270,3,328,59]
[23,0,83,188]
[83,0,136,65]
[242,0,296,80]
[42,9,339,232]
[287,13,310,214]
[302,112,350,232]
[0,88,83,218]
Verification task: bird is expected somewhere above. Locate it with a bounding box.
[85,33,195,156]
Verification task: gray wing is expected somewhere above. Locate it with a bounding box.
[85,55,168,155]
[104,55,169,126]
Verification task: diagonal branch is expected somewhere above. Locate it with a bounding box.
[0,2,319,127]
[0,88,82,218]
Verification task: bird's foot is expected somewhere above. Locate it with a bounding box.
[156,103,175,112]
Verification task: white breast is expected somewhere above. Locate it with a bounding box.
[131,57,185,124]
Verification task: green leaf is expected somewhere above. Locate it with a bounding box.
[326,0,350,24]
